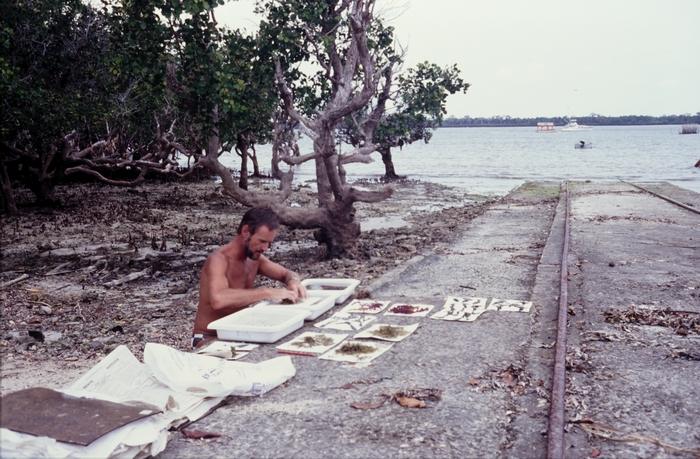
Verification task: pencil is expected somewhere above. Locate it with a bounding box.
[277,349,316,357]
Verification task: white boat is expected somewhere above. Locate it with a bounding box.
[562,119,592,131]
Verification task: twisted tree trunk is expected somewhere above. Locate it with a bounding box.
[378,146,402,180]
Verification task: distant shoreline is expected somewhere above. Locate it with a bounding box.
[442,114,699,128]
[440,122,698,128]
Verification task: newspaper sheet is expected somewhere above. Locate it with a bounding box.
[144,343,296,398]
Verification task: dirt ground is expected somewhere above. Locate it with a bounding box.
[0,177,494,395]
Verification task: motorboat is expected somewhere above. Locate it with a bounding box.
[562,119,592,131]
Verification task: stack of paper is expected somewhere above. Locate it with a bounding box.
[0,343,296,458]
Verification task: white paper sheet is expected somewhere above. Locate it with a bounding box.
[487,298,533,313]
[314,312,376,331]
[144,343,296,398]
[67,345,203,415]
[431,296,488,322]
[195,341,258,360]
[339,299,390,314]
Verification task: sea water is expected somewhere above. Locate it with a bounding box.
[218,125,700,196]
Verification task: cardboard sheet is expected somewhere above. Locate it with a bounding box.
[0,387,159,446]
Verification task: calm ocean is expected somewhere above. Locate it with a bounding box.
[220,125,700,196]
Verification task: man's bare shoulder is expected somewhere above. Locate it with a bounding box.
[203,247,230,270]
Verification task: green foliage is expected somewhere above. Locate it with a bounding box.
[1,0,116,154]
[375,62,468,149]
[153,0,278,147]
[339,61,469,154]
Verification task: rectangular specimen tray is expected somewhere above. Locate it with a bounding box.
[301,278,360,304]
[208,307,311,343]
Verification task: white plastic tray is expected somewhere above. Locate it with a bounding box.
[301,278,360,304]
[254,291,337,321]
[208,307,310,343]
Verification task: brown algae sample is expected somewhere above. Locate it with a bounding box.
[357,302,384,311]
[292,335,335,348]
[390,304,428,315]
[335,342,377,355]
[371,325,408,339]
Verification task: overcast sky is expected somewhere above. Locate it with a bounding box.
[216,0,700,119]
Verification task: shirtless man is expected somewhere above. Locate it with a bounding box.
[192,206,307,348]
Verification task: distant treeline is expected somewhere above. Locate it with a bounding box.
[442,113,700,127]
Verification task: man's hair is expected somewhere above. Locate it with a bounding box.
[237,206,280,235]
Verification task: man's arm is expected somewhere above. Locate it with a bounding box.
[204,254,299,312]
[258,256,307,299]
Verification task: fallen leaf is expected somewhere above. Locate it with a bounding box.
[339,383,354,390]
[591,448,601,457]
[469,378,479,386]
[396,396,426,408]
[181,429,222,439]
[350,400,386,410]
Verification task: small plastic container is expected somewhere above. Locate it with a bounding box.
[208,307,311,343]
[255,291,336,321]
[301,278,360,304]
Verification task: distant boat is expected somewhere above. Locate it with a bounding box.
[562,119,592,131]
[680,124,698,135]
[575,140,592,149]
[537,122,556,133]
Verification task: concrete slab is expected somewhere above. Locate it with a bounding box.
[563,181,700,459]
[158,181,700,459]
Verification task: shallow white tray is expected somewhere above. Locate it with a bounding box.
[208,307,311,343]
[301,278,360,304]
[254,290,337,320]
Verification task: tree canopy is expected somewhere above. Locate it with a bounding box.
[1,0,469,258]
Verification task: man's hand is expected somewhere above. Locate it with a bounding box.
[265,287,299,304]
[286,278,307,300]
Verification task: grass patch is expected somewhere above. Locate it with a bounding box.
[517,181,560,198]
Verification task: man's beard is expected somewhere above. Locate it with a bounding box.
[244,239,262,260]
